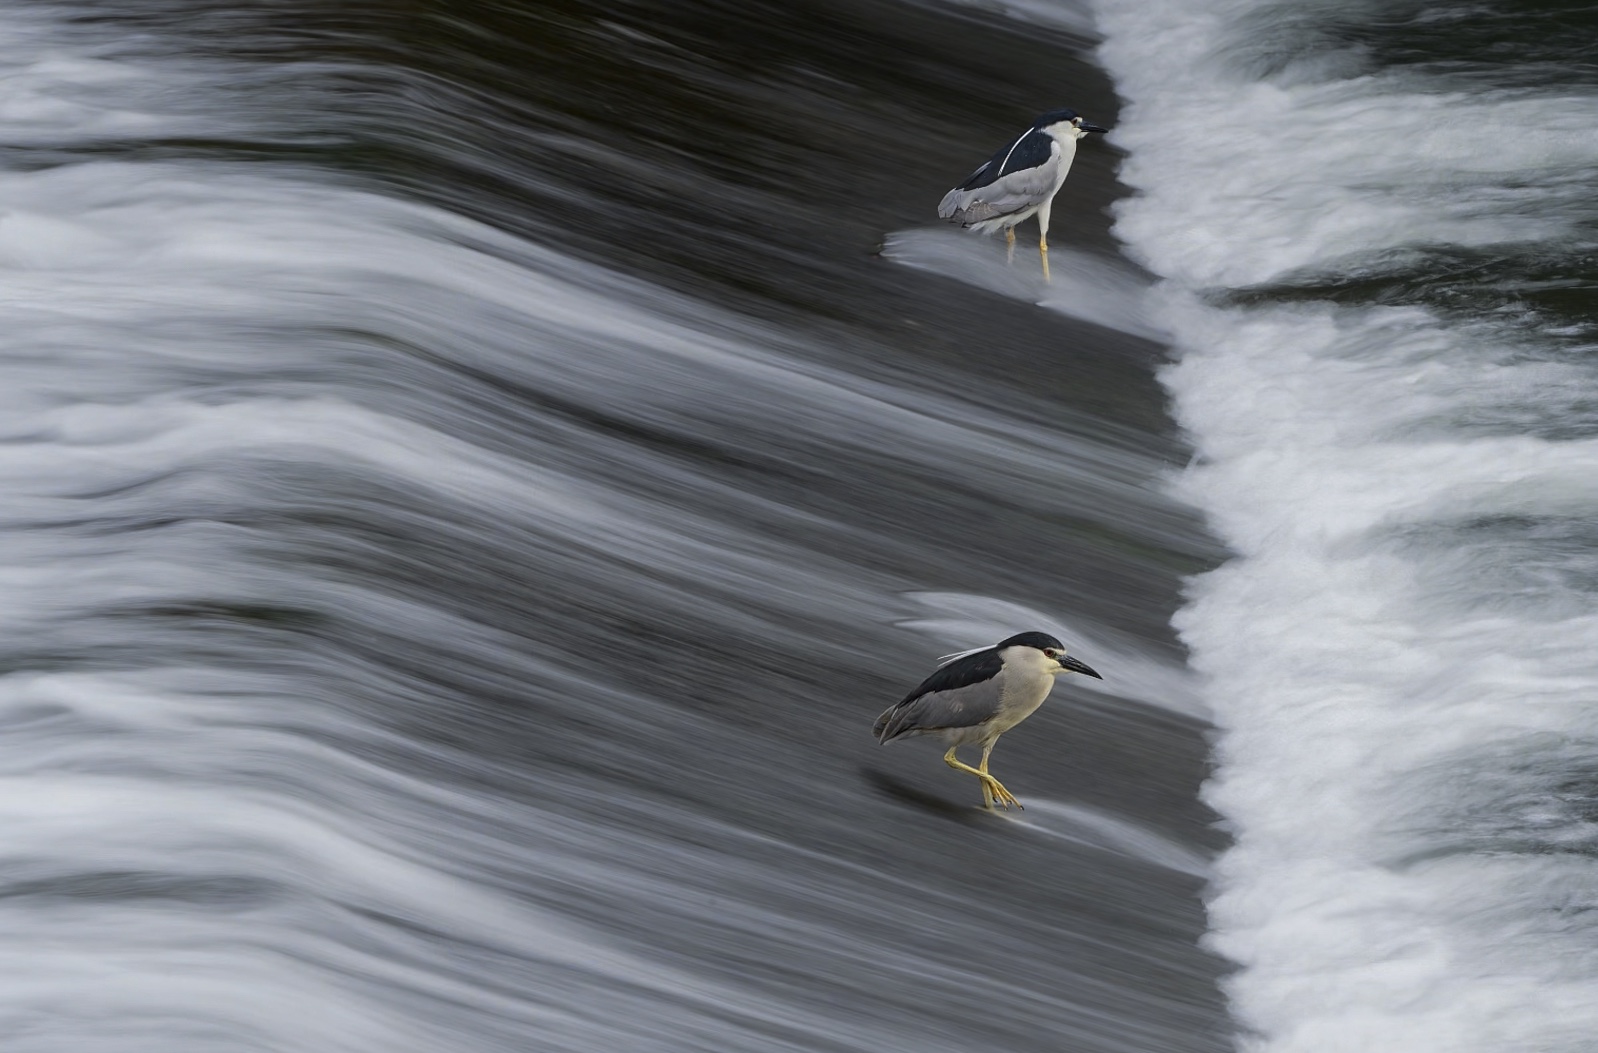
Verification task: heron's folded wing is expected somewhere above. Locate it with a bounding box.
[937,157,1061,223]
[874,648,1004,741]
[874,678,1005,742]
[938,128,1059,220]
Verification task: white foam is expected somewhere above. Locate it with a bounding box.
[1095,15,1598,290]
[1088,0,1598,1048]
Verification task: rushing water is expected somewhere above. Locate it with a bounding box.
[0,1,1225,1050]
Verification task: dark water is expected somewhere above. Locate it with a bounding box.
[0,0,1230,1049]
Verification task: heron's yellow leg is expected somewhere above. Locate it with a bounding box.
[1039,236,1051,283]
[978,741,1022,810]
[942,747,984,778]
[1005,226,1016,265]
[943,747,1021,811]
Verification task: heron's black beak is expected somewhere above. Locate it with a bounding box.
[1082,123,1110,134]
[1058,655,1102,679]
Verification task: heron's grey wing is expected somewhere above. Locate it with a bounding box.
[874,648,1004,742]
[875,678,1005,742]
[938,129,1060,223]
[938,160,1060,223]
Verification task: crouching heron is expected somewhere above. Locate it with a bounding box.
[937,109,1109,281]
[874,631,1102,810]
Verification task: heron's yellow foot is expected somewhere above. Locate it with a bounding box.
[981,775,1022,811]
[945,747,1022,809]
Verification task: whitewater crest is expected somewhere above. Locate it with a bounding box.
[1088,0,1598,1049]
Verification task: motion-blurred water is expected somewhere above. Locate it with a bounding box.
[0,1,1226,1050]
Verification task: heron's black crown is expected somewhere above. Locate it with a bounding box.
[996,631,1066,652]
[1031,109,1082,128]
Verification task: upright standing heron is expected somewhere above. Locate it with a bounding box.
[873,631,1102,810]
[937,109,1109,281]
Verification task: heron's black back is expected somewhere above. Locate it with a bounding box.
[902,648,1002,703]
[956,129,1055,191]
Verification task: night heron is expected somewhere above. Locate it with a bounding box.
[874,631,1102,810]
[937,109,1109,281]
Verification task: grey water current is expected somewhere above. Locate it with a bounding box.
[0,0,1230,1050]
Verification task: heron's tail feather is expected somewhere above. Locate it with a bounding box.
[939,187,1005,224]
[952,203,1004,226]
[874,705,912,744]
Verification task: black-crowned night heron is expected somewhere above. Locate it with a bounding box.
[874,631,1102,810]
[937,109,1109,281]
